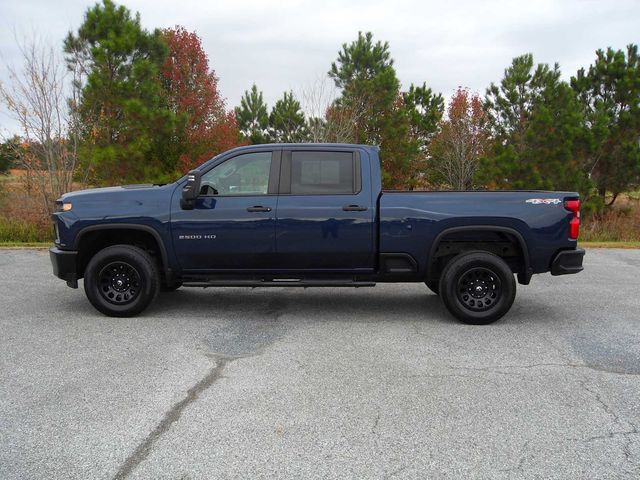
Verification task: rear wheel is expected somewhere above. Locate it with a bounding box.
[84,245,160,317]
[439,251,516,325]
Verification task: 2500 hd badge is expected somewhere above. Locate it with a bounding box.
[178,234,217,240]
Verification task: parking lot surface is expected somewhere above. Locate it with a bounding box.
[0,248,639,479]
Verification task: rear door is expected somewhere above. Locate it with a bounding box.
[275,148,374,271]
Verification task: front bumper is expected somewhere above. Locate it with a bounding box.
[551,248,585,276]
[50,246,79,288]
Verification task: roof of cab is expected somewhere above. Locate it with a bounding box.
[226,143,377,151]
[197,143,379,171]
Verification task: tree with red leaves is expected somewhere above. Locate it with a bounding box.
[161,26,242,172]
[429,88,489,190]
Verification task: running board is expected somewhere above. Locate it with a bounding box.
[182,279,376,288]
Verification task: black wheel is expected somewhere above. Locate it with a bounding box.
[439,251,516,325]
[160,281,183,292]
[425,280,439,295]
[84,245,160,317]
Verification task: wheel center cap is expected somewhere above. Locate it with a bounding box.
[469,280,488,298]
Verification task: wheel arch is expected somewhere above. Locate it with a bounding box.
[74,224,171,280]
[428,225,532,285]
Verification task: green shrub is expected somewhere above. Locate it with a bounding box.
[581,204,640,242]
[0,136,22,174]
[0,217,52,243]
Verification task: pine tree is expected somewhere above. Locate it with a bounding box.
[269,91,307,142]
[329,32,432,189]
[235,84,270,144]
[403,83,444,151]
[484,54,559,154]
[64,0,178,185]
[478,54,591,196]
[571,44,640,205]
[329,31,399,146]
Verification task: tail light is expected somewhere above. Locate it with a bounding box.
[564,199,580,240]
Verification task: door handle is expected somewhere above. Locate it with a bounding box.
[247,206,272,213]
[342,204,368,212]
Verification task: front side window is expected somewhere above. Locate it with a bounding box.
[200,152,272,196]
[290,151,354,194]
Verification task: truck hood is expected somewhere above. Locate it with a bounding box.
[59,183,176,220]
[61,184,162,201]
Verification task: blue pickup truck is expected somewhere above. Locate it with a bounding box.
[50,144,584,324]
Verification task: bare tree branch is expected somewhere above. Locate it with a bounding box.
[430,89,489,190]
[298,76,364,143]
[0,35,85,215]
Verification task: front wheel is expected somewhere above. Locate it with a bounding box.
[84,245,160,317]
[439,251,516,325]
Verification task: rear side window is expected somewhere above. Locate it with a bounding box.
[289,151,356,195]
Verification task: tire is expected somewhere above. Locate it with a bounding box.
[439,251,516,325]
[84,245,160,317]
[160,281,183,292]
[425,280,439,295]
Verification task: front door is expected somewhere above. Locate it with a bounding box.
[171,150,279,271]
[275,149,374,271]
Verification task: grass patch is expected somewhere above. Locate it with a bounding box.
[0,242,50,249]
[0,217,52,243]
[580,199,640,242]
[580,241,640,249]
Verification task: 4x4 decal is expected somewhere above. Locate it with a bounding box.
[526,198,561,205]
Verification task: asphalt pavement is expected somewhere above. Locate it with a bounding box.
[0,248,639,479]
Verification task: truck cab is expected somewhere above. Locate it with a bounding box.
[172,145,375,272]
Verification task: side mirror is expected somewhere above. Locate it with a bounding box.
[180,170,202,210]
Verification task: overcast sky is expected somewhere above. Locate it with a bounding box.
[1,0,639,135]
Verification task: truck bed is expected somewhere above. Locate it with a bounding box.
[379,190,579,274]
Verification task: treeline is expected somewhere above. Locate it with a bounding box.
[1,0,639,214]
[237,35,640,209]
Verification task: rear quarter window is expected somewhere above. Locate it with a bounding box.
[290,151,355,195]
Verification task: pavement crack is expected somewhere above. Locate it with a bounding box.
[384,463,411,479]
[578,425,638,444]
[112,355,233,480]
[408,372,501,387]
[455,362,639,465]
[576,378,637,464]
[464,363,638,464]
[537,332,574,363]
[452,362,640,377]
[372,411,381,436]
[578,378,622,425]
[457,362,582,373]
[498,439,531,474]
[621,423,639,464]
